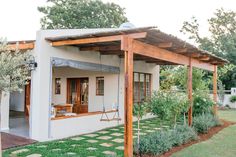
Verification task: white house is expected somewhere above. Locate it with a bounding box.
[2,27,160,141]
[1,26,227,144]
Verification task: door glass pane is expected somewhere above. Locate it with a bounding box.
[81,79,89,105]
[70,79,77,104]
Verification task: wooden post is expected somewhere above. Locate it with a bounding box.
[187,58,193,126]
[213,65,218,115]
[122,37,134,157]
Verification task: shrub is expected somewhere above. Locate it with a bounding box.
[135,125,197,156]
[193,91,214,116]
[150,91,189,126]
[193,113,221,134]
[230,95,236,103]
[171,125,198,146]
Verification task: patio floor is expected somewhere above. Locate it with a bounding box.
[1,132,36,150]
[3,117,173,157]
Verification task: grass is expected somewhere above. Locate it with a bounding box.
[171,109,236,157]
[3,118,173,157]
[218,109,236,122]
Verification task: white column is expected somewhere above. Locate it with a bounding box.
[30,32,52,141]
[0,92,10,131]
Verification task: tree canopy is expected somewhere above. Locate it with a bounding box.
[181,8,236,89]
[38,0,128,29]
[0,40,32,92]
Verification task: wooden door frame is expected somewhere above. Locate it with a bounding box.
[24,81,31,117]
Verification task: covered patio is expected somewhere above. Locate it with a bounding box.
[45,26,227,157]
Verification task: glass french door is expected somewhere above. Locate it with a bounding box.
[67,78,89,114]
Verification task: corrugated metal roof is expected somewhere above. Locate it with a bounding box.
[45,26,228,64]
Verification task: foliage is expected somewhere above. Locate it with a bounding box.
[160,66,211,91]
[193,91,214,116]
[181,8,236,89]
[135,125,197,156]
[193,113,221,134]
[150,91,189,126]
[38,0,128,29]
[230,95,236,103]
[133,102,147,119]
[0,40,32,92]
[133,102,148,150]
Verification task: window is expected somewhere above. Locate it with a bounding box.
[96,77,104,96]
[133,72,151,102]
[55,78,61,94]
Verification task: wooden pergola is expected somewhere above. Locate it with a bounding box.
[10,27,227,157]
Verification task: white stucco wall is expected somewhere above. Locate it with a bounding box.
[31,29,160,141]
[52,67,119,112]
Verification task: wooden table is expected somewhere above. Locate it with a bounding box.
[53,104,73,116]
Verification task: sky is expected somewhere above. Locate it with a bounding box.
[0,0,236,42]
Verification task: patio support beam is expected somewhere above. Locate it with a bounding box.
[50,32,147,47]
[8,42,35,50]
[188,58,193,126]
[132,40,214,71]
[122,36,134,157]
[213,65,218,115]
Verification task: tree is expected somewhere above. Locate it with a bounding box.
[160,66,211,91]
[0,40,32,156]
[181,8,236,89]
[38,0,128,29]
[133,102,147,152]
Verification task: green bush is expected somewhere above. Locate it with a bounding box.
[193,91,214,116]
[171,125,198,146]
[193,113,221,134]
[150,91,189,126]
[230,95,236,103]
[135,125,197,156]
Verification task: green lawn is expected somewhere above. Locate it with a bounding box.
[3,118,172,157]
[171,110,236,157]
[218,109,236,122]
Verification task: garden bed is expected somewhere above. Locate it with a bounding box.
[136,120,235,157]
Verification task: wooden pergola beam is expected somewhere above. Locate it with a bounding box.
[8,42,35,50]
[188,58,193,126]
[213,65,218,115]
[50,32,147,47]
[122,36,134,157]
[80,45,120,51]
[132,40,214,71]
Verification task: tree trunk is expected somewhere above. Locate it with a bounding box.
[0,91,2,157]
[174,114,177,129]
[184,112,186,126]
[137,116,140,145]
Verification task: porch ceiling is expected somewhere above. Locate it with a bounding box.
[45,27,228,67]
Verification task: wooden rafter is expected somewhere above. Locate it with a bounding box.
[8,42,34,50]
[199,55,210,61]
[132,40,214,71]
[174,48,188,53]
[50,32,147,47]
[157,42,173,48]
